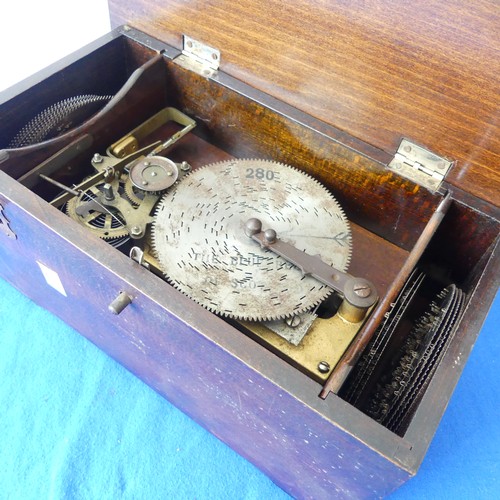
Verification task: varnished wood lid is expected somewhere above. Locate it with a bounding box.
[109,0,499,206]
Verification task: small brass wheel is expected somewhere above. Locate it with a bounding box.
[129,156,179,193]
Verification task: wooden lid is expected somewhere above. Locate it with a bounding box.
[109,0,499,206]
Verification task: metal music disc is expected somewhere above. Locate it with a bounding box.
[151,159,352,321]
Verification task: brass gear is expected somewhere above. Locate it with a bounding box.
[124,176,145,206]
[65,179,130,242]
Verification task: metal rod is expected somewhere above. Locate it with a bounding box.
[320,192,453,398]
[148,121,196,157]
[18,134,93,189]
[40,174,126,229]
[39,174,80,197]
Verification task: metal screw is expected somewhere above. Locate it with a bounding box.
[437,161,446,169]
[392,162,402,170]
[130,226,142,237]
[353,282,372,298]
[180,161,191,172]
[285,315,302,328]
[317,361,330,373]
[93,153,103,164]
[403,145,412,153]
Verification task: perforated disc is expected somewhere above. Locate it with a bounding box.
[8,94,112,148]
[151,159,351,321]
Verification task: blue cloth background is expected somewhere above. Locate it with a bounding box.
[0,276,498,499]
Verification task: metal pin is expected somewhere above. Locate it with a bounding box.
[39,174,79,197]
[108,292,132,315]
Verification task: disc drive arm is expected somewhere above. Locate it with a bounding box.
[245,218,378,322]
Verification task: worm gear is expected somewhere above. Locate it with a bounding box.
[151,159,352,322]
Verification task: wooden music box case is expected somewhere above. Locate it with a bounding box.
[0,1,498,498]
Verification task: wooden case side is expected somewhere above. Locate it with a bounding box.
[0,33,166,181]
[0,173,412,499]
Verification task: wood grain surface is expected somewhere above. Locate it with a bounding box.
[0,170,412,498]
[109,0,500,207]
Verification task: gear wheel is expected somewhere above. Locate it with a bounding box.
[151,159,352,321]
[124,176,145,206]
[65,179,130,243]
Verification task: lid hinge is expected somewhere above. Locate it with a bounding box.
[388,139,453,192]
[173,35,220,78]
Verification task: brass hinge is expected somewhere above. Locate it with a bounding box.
[388,139,453,192]
[173,35,220,78]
